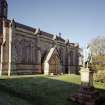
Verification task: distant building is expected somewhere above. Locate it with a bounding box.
[0,0,80,76]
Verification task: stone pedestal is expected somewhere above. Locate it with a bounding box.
[69,67,102,105]
[80,67,94,87]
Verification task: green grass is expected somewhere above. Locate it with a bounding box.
[0,74,105,105]
[0,91,31,105]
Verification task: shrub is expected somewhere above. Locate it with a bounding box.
[92,55,105,82]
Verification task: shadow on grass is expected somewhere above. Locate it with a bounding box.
[0,75,105,105]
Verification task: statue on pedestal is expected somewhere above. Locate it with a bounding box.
[81,45,93,87]
[69,44,103,105]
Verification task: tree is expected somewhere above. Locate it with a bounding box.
[90,36,105,56]
[89,36,105,82]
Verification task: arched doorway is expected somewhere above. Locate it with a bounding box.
[43,46,62,75]
[49,54,61,75]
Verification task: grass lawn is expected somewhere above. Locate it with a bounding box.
[0,74,105,105]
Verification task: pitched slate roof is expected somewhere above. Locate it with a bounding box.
[40,31,53,38]
[14,21,65,42]
[15,22,35,32]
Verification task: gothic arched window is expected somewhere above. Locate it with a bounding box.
[70,51,73,65]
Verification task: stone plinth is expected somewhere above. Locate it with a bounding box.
[70,86,99,105]
[80,67,94,87]
[69,67,102,105]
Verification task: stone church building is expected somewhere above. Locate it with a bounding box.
[0,0,80,76]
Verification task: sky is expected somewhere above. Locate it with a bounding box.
[8,0,105,48]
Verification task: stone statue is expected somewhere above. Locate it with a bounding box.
[83,45,92,68]
[70,45,101,105]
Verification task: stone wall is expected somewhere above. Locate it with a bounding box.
[11,23,42,74]
[0,20,80,76]
[1,20,10,75]
[65,43,79,74]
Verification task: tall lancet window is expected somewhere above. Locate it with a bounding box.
[70,51,73,66]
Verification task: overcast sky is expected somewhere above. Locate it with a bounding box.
[8,0,105,48]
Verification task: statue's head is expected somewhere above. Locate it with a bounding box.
[87,45,90,49]
[85,43,90,49]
